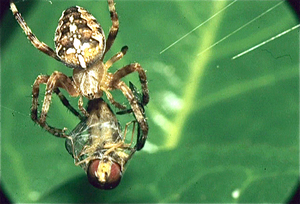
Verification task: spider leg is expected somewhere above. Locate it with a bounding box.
[114,81,148,150]
[32,72,79,137]
[10,1,60,61]
[32,75,50,122]
[104,89,126,109]
[117,82,145,114]
[111,63,149,105]
[40,72,79,122]
[105,46,128,69]
[123,120,136,145]
[102,0,119,57]
[32,75,66,137]
[116,82,146,148]
[78,96,89,117]
[53,88,85,121]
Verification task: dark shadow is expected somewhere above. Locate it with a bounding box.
[0,183,12,204]
[287,181,300,204]
[287,0,300,20]
[0,0,9,21]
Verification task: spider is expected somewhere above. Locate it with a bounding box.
[65,97,139,189]
[10,0,149,150]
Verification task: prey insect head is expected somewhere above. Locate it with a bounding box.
[87,158,122,190]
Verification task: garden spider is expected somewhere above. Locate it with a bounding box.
[10,0,149,150]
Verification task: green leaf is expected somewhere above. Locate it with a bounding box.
[1,0,298,203]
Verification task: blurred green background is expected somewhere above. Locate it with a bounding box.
[1,0,299,203]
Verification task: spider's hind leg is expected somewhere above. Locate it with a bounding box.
[114,81,148,150]
[112,63,149,106]
[116,82,145,115]
[116,82,147,150]
[110,63,149,150]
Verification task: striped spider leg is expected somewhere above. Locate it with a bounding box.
[117,82,147,150]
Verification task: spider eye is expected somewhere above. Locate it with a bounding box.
[87,159,122,190]
[55,6,106,69]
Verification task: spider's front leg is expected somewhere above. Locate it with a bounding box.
[32,71,79,137]
[110,63,149,150]
[113,81,148,150]
[112,63,149,106]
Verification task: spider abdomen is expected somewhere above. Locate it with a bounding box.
[55,6,106,69]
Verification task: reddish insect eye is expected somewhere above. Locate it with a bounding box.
[87,159,122,190]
